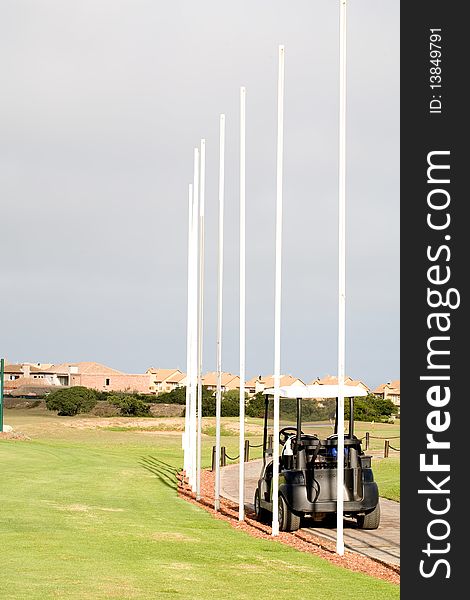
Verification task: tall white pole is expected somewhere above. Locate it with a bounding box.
[215,114,225,511]
[190,147,200,491]
[184,183,194,475]
[239,87,246,521]
[196,139,206,501]
[336,0,347,556]
[272,45,285,537]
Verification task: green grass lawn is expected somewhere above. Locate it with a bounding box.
[372,457,400,502]
[1,410,399,599]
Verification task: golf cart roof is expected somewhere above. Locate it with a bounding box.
[263,384,368,399]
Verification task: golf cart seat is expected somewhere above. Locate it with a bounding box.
[293,435,321,464]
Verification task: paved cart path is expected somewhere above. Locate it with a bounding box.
[220,459,400,568]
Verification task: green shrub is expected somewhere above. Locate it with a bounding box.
[156,386,216,416]
[221,389,250,417]
[45,387,98,416]
[107,394,151,417]
[246,393,337,422]
[154,387,187,405]
[345,394,396,422]
[246,392,266,418]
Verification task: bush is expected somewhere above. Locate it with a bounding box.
[46,387,98,416]
[246,392,266,418]
[108,394,151,417]
[221,389,248,417]
[154,387,187,405]
[246,393,336,421]
[155,386,235,416]
[345,394,396,422]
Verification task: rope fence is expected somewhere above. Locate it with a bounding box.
[364,432,400,457]
[212,430,401,469]
[211,439,264,470]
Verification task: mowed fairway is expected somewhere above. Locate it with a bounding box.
[1,410,399,600]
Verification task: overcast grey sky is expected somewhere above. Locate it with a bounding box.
[0,1,399,388]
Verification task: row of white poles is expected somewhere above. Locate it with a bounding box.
[183,0,348,554]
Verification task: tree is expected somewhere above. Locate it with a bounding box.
[154,387,187,405]
[246,392,267,418]
[46,387,98,416]
[107,394,151,417]
[155,386,214,415]
[220,389,249,417]
[345,394,396,422]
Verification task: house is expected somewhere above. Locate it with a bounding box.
[146,368,186,394]
[202,372,240,392]
[373,380,400,408]
[245,374,305,396]
[53,362,153,394]
[2,361,154,395]
[309,374,370,393]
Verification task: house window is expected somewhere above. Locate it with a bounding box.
[105,378,110,386]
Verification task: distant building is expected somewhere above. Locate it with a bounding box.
[56,362,152,394]
[2,361,178,396]
[245,374,305,396]
[373,380,400,408]
[146,368,186,394]
[309,374,370,393]
[202,372,240,392]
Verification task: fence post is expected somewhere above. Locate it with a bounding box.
[267,434,273,454]
[384,439,389,458]
[244,439,250,462]
[221,446,226,467]
[365,432,369,450]
[211,445,216,471]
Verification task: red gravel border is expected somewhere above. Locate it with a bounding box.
[178,469,399,586]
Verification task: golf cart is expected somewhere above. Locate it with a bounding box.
[254,385,380,532]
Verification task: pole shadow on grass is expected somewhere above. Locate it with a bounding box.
[139,456,178,490]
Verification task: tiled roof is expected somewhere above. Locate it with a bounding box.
[246,374,305,388]
[373,380,400,394]
[147,368,184,383]
[3,364,42,374]
[47,362,124,375]
[309,375,369,391]
[202,372,240,387]
[4,376,51,389]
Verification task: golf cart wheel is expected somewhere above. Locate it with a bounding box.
[254,488,269,522]
[278,495,300,532]
[357,502,381,530]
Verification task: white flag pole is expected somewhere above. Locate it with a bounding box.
[215,114,225,511]
[272,45,285,537]
[184,183,194,475]
[336,0,347,556]
[190,147,200,491]
[239,87,246,521]
[196,139,206,501]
